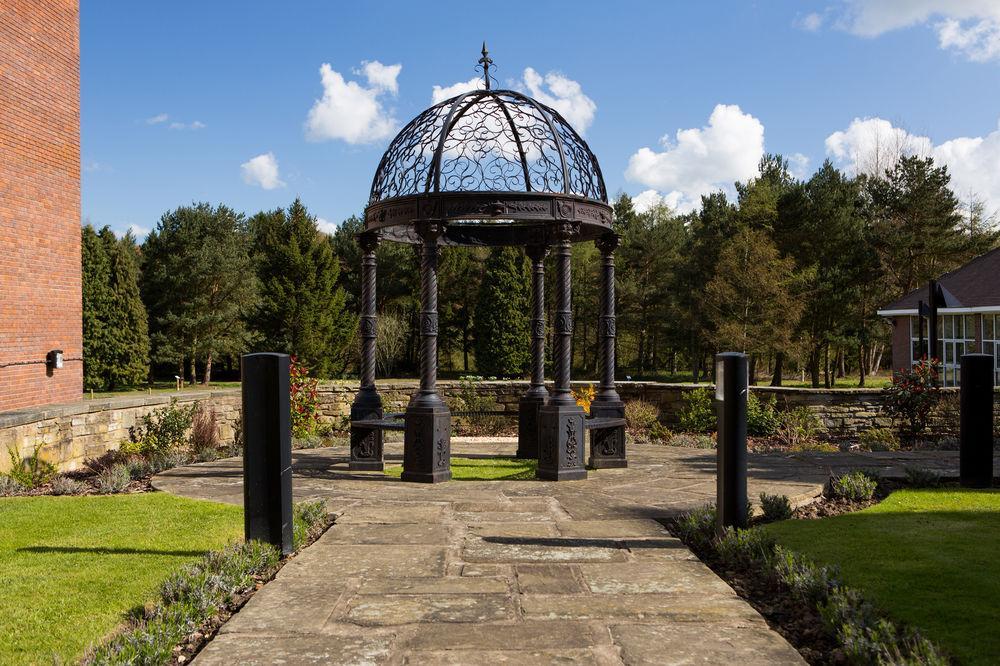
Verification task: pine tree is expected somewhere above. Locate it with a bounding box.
[81,225,112,390]
[81,225,150,389]
[250,198,354,377]
[101,229,150,388]
[473,247,530,377]
[141,203,257,384]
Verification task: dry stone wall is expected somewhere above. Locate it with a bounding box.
[1,381,994,472]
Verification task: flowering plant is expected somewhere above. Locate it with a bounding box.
[573,384,596,415]
[883,358,941,437]
[290,356,321,439]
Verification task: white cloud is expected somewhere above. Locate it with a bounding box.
[145,113,169,125]
[431,77,484,104]
[797,12,824,31]
[625,104,765,213]
[788,152,811,179]
[316,217,338,235]
[429,68,596,134]
[835,0,1000,62]
[631,190,664,214]
[168,120,206,130]
[241,152,285,190]
[83,160,110,173]
[521,67,596,134]
[305,62,400,144]
[358,60,402,93]
[126,224,151,240]
[825,116,1000,215]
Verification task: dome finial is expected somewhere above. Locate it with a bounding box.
[477,42,494,90]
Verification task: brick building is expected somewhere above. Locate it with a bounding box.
[878,247,1000,387]
[0,0,83,411]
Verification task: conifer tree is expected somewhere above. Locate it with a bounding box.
[101,229,150,387]
[81,225,112,389]
[141,203,257,384]
[250,198,354,377]
[81,225,149,389]
[473,247,530,377]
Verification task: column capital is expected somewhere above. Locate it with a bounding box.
[358,231,380,253]
[552,221,579,243]
[595,232,620,255]
[526,243,550,262]
[415,220,446,242]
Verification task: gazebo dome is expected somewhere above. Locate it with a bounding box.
[365,86,612,246]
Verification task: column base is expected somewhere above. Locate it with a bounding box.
[349,389,384,472]
[537,402,587,481]
[588,400,627,469]
[516,391,548,459]
[402,402,451,484]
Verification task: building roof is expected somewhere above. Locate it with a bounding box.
[879,247,1000,314]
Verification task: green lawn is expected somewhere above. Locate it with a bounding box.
[765,489,1000,665]
[84,381,241,400]
[0,493,242,664]
[385,456,537,480]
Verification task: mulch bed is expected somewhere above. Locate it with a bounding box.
[169,515,335,665]
[666,481,900,665]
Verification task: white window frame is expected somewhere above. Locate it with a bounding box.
[984,314,999,386]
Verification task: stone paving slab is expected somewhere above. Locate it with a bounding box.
[155,440,946,664]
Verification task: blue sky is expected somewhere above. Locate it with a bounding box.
[81,1,1000,237]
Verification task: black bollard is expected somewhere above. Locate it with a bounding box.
[242,353,294,555]
[715,352,748,533]
[960,354,994,488]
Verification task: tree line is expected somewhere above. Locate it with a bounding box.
[82,153,997,390]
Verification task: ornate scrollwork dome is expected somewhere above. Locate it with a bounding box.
[364,70,613,246]
[370,89,607,204]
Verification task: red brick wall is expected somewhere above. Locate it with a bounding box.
[0,0,82,411]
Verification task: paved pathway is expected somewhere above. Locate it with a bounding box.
[154,441,970,665]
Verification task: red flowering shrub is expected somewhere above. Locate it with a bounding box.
[883,358,941,438]
[290,356,321,439]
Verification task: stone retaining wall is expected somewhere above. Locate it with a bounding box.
[2,380,995,472]
[0,391,241,473]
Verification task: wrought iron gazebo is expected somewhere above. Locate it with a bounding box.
[350,46,626,482]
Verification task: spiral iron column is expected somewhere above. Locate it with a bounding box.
[589,232,627,469]
[402,221,451,483]
[349,232,384,471]
[517,244,549,459]
[537,223,586,481]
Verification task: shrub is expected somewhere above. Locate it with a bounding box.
[85,450,125,475]
[857,427,900,452]
[0,475,25,497]
[95,464,132,494]
[776,407,824,449]
[292,498,330,549]
[125,400,196,458]
[747,392,781,436]
[671,504,717,551]
[290,356,322,439]
[679,388,715,433]
[453,376,505,436]
[831,471,878,501]
[759,492,793,522]
[146,451,190,475]
[5,444,57,489]
[883,358,942,437]
[50,476,86,495]
[189,403,219,461]
[772,545,840,605]
[716,525,776,569]
[624,400,660,440]
[667,432,715,449]
[227,414,244,457]
[904,466,942,488]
